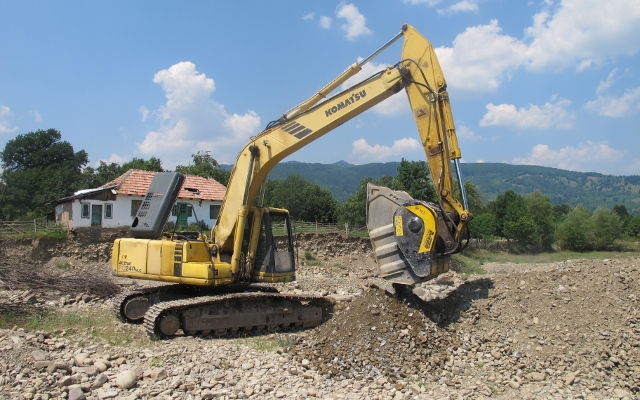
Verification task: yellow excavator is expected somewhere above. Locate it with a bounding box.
[111,24,472,339]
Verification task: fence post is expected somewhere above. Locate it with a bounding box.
[315,221,318,232]
[345,222,348,236]
[34,219,37,233]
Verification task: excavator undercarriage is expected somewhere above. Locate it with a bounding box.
[113,284,333,339]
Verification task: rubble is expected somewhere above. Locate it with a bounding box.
[0,234,638,399]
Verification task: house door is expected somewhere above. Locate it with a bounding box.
[91,205,102,226]
[175,203,189,228]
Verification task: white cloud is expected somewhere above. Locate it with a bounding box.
[0,105,18,134]
[513,142,624,172]
[433,1,640,92]
[584,86,640,118]
[403,0,441,5]
[457,124,482,141]
[480,97,575,130]
[350,137,420,162]
[319,16,332,29]
[137,61,261,166]
[339,58,408,117]
[526,0,640,71]
[596,69,619,95]
[31,110,42,123]
[435,20,528,92]
[98,153,128,166]
[336,3,372,41]
[139,106,150,122]
[302,12,315,20]
[438,0,479,15]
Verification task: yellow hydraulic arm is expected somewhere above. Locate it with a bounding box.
[212,24,471,253]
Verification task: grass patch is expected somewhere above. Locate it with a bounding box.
[248,335,296,351]
[55,261,71,269]
[303,250,321,266]
[0,230,67,240]
[463,248,640,264]
[0,308,150,347]
[304,250,316,261]
[452,253,487,275]
[332,263,345,270]
[453,246,640,274]
[149,357,165,367]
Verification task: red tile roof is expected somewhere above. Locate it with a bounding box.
[101,169,226,201]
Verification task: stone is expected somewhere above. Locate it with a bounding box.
[68,388,85,400]
[96,389,119,399]
[31,350,48,361]
[33,361,53,371]
[77,366,99,377]
[92,373,108,389]
[150,368,168,381]
[74,353,91,367]
[565,371,579,386]
[115,369,139,389]
[58,376,74,387]
[529,372,545,382]
[94,361,108,372]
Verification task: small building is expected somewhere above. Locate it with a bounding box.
[54,169,226,230]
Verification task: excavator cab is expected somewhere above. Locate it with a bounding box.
[252,209,296,281]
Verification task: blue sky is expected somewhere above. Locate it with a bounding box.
[1,0,639,175]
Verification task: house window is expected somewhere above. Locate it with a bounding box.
[210,204,221,219]
[104,203,113,219]
[81,204,90,219]
[172,203,193,217]
[131,200,142,217]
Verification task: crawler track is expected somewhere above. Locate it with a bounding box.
[113,284,278,324]
[143,293,334,340]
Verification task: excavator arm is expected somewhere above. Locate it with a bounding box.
[212,25,471,279]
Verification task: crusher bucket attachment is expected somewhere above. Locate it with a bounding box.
[366,183,450,285]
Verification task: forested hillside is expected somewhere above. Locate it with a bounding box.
[224,161,640,214]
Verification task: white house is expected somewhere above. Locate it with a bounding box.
[54,169,226,230]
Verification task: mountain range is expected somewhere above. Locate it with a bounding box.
[223,161,640,214]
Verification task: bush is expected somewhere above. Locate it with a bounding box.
[628,216,640,237]
[470,213,497,239]
[556,206,592,251]
[556,206,622,251]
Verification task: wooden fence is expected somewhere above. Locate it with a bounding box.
[275,220,369,237]
[0,219,65,238]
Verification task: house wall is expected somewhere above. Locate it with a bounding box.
[56,196,221,230]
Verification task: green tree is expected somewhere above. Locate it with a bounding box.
[556,205,593,251]
[489,190,528,238]
[627,215,640,237]
[394,158,437,202]
[264,175,337,222]
[589,208,622,249]
[121,157,163,173]
[0,129,88,218]
[470,212,497,239]
[457,181,484,214]
[176,151,229,186]
[338,178,366,226]
[525,190,556,250]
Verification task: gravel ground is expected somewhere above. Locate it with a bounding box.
[0,234,638,400]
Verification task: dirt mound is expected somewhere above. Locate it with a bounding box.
[293,287,457,379]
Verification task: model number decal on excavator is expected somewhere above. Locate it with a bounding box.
[325,90,367,117]
[118,261,142,273]
[394,215,404,236]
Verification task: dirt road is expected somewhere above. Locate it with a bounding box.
[0,235,638,399]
